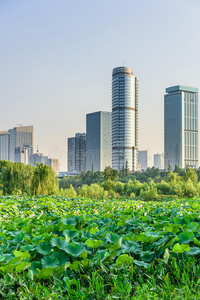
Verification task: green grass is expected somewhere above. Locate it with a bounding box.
[0,195,200,299]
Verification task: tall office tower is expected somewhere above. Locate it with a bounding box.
[138,150,148,170]
[154,153,164,170]
[0,131,9,160]
[112,67,138,171]
[8,126,33,162]
[86,111,111,172]
[164,86,198,169]
[68,137,76,172]
[75,133,86,172]
[68,133,86,172]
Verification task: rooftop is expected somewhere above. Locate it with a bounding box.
[166,85,198,93]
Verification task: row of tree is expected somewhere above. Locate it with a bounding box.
[0,160,58,195]
[60,167,200,200]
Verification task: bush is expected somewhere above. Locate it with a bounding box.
[183,179,197,198]
[140,186,158,201]
[60,185,77,197]
[124,179,143,196]
[78,183,104,199]
[156,180,170,195]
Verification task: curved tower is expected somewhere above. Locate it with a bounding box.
[112,67,138,171]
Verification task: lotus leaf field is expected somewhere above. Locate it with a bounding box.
[0,196,200,299]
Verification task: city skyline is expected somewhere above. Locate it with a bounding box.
[1,0,200,170]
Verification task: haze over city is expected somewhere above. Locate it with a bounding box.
[1,0,200,170]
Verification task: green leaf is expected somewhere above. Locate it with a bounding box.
[36,267,55,279]
[163,248,170,264]
[0,256,5,262]
[27,270,34,280]
[61,217,77,226]
[49,252,70,266]
[94,250,109,263]
[30,261,42,274]
[109,237,122,253]
[13,250,30,260]
[16,262,31,273]
[133,259,150,268]
[63,229,78,240]
[116,254,133,266]
[64,243,84,257]
[41,256,59,268]
[21,244,35,252]
[105,233,120,243]
[178,231,194,244]
[187,247,200,255]
[85,239,103,248]
[50,238,68,250]
[12,232,25,245]
[90,228,99,234]
[172,243,190,253]
[194,238,200,247]
[36,242,51,255]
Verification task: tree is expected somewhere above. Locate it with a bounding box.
[103,166,118,181]
[184,168,198,183]
[168,164,172,173]
[125,160,129,177]
[31,163,59,195]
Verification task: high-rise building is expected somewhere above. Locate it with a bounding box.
[0,131,9,161]
[68,133,86,173]
[154,153,164,170]
[68,137,76,172]
[86,111,111,172]
[164,85,198,169]
[8,126,33,162]
[112,67,138,171]
[138,150,148,170]
[75,133,86,172]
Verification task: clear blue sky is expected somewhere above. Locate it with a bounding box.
[0,0,200,170]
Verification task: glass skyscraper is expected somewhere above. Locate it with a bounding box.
[86,111,111,172]
[112,67,138,171]
[68,133,86,173]
[164,85,198,169]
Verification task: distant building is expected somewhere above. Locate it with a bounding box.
[154,153,164,169]
[29,153,48,165]
[86,111,111,172]
[68,133,86,172]
[112,67,138,171]
[68,138,76,172]
[29,153,60,175]
[47,158,60,175]
[8,126,33,162]
[138,150,148,170]
[164,86,198,169]
[0,131,9,161]
[15,146,30,165]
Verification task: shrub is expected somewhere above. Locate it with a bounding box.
[140,186,158,201]
[183,179,197,198]
[60,185,77,197]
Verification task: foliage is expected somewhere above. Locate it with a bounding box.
[103,166,118,181]
[0,196,200,298]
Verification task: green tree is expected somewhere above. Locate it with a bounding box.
[125,160,129,177]
[103,166,118,181]
[184,168,198,183]
[31,164,58,195]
